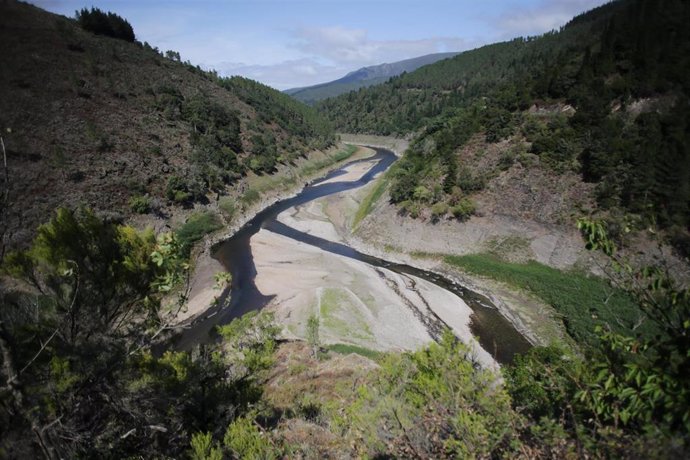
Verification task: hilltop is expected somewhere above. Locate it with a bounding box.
[0,1,334,250]
[285,52,459,104]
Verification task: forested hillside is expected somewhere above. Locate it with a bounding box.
[0,1,334,249]
[319,0,690,249]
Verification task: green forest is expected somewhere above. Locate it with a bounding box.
[319,0,690,244]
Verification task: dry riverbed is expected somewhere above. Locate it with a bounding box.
[270,158,497,368]
[165,144,376,325]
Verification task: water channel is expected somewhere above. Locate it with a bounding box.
[172,147,532,363]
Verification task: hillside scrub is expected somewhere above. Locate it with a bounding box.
[1,210,689,458]
[0,208,281,457]
[175,211,223,254]
[0,1,336,249]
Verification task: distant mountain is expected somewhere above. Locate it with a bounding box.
[285,52,460,104]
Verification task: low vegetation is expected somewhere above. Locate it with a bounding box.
[325,343,382,361]
[2,0,689,458]
[444,253,653,346]
[353,171,391,228]
[1,1,337,249]
[1,208,688,458]
[175,211,223,254]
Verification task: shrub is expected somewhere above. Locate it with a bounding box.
[457,167,485,192]
[450,198,476,220]
[430,201,449,219]
[223,416,278,459]
[75,7,135,42]
[175,211,222,254]
[498,151,515,171]
[402,200,421,218]
[412,185,432,202]
[218,197,236,220]
[339,331,518,458]
[189,432,222,460]
[129,195,151,214]
[166,175,206,204]
[240,189,261,207]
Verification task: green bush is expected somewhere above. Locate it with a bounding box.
[218,196,236,219]
[336,330,518,458]
[240,189,261,207]
[175,211,222,253]
[498,151,516,171]
[223,416,278,459]
[166,174,206,204]
[450,197,476,220]
[430,201,449,218]
[189,432,222,460]
[401,200,421,218]
[129,195,151,214]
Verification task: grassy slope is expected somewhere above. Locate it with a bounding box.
[444,254,656,346]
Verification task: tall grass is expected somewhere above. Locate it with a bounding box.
[444,254,656,346]
[352,175,390,229]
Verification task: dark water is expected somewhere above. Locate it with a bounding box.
[171,148,532,363]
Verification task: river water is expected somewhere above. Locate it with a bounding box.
[172,147,532,363]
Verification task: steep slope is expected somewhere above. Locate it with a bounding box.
[0,1,334,249]
[320,0,690,256]
[285,52,459,104]
[316,2,623,134]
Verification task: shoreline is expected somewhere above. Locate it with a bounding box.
[168,142,383,326]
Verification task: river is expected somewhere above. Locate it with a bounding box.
[171,147,532,364]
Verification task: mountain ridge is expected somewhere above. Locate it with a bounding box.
[285,52,459,104]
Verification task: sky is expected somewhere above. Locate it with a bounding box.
[30,0,610,90]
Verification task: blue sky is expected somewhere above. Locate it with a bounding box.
[30,0,609,90]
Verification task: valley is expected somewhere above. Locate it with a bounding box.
[1,0,689,457]
[175,145,531,367]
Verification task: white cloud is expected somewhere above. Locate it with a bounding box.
[495,0,609,37]
[293,25,471,65]
[216,59,345,90]
[214,26,473,89]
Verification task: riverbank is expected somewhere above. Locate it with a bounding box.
[166,143,376,325]
[298,152,567,347]
[342,190,570,347]
[257,155,499,368]
[338,133,410,156]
